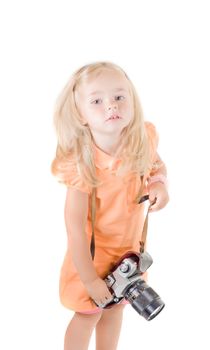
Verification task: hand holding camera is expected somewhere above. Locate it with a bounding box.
[84,277,113,307]
[88,194,166,320]
[92,251,165,321]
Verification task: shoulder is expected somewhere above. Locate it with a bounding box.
[144,121,159,148]
[65,165,92,194]
[144,121,158,136]
[56,157,92,195]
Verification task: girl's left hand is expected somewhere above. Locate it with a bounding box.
[148,182,169,212]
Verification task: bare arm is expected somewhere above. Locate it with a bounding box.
[64,188,98,285]
[64,187,113,305]
[148,152,169,211]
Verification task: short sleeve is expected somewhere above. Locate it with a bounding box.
[144,121,159,157]
[145,121,165,173]
[58,163,92,195]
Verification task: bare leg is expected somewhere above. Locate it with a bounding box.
[95,304,125,350]
[64,311,102,350]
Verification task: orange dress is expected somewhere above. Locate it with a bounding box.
[59,121,159,312]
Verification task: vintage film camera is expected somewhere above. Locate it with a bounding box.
[95,250,165,321]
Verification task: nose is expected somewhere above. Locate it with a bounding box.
[107,100,118,112]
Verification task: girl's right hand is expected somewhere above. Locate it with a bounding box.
[84,277,113,306]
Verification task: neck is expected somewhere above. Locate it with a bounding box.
[92,133,122,157]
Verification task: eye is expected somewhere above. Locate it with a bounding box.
[91,98,102,104]
[115,95,125,101]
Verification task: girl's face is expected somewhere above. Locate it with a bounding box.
[75,68,134,137]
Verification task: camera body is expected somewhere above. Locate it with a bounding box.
[95,251,165,321]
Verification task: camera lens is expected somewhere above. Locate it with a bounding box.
[124,279,165,321]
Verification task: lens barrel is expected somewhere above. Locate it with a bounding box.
[125,279,165,321]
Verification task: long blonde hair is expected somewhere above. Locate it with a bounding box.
[51,61,156,189]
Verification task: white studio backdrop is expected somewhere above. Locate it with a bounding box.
[0,0,209,349]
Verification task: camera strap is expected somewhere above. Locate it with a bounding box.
[90,175,152,260]
[133,174,153,254]
[90,186,96,260]
[138,195,150,253]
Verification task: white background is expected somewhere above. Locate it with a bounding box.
[0,0,210,349]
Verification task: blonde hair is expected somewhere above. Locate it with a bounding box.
[51,61,156,190]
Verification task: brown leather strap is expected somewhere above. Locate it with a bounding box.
[137,176,156,253]
[139,198,149,253]
[90,187,96,259]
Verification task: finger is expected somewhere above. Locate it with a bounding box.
[100,295,112,304]
[149,198,157,209]
[149,194,156,203]
[97,299,105,307]
[149,194,157,206]
[149,197,166,211]
[97,302,104,308]
[149,197,160,211]
[97,299,110,308]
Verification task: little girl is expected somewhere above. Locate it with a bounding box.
[51,61,169,350]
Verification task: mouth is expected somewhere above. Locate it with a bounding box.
[106,115,122,121]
